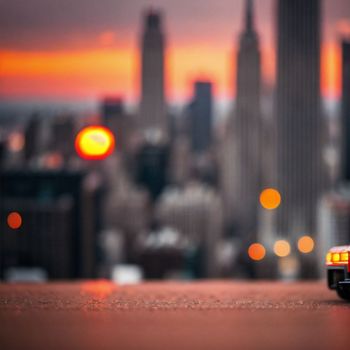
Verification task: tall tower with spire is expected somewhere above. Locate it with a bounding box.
[222,0,262,253]
[139,9,167,136]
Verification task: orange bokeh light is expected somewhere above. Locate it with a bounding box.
[75,126,115,160]
[81,280,114,299]
[274,240,291,258]
[7,212,23,230]
[248,243,266,261]
[297,236,315,254]
[259,188,281,210]
[7,132,25,152]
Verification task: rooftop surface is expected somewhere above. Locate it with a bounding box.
[0,281,349,349]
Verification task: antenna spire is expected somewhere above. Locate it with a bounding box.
[246,0,254,32]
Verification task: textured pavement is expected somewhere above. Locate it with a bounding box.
[0,281,349,349]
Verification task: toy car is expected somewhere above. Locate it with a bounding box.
[326,246,350,301]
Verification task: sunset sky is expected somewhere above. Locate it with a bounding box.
[0,0,349,103]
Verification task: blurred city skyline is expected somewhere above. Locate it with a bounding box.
[1,0,349,281]
[1,0,350,103]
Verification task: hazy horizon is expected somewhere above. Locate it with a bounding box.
[0,0,349,103]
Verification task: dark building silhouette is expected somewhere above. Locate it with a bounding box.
[0,170,102,279]
[188,81,213,154]
[0,139,5,169]
[101,97,131,153]
[102,97,123,117]
[24,115,41,162]
[136,140,169,200]
[341,39,350,182]
[51,115,76,162]
[140,9,167,135]
[231,0,262,241]
[276,0,324,238]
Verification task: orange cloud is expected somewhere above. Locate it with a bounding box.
[336,20,350,38]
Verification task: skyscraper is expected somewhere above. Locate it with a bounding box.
[0,170,102,279]
[51,115,76,163]
[140,9,167,136]
[340,39,350,182]
[136,139,170,201]
[101,97,132,153]
[156,183,223,277]
[188,81,213,154]
[276,0,324,239]
[24,115,41,163]
[228,0,262,240]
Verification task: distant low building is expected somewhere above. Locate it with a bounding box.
[155,183,223,277]
[24,115,41,163]
[50,115,76,163]
[169,134,191,186]
[101,97,133,153]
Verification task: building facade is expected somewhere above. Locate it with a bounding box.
[275,0,324,239]
[223,0,262,240]
[188,81,213,154]
[0,170,102,279]
[155,183,223,277]
[340,40,350,182]
[140,9,167,136]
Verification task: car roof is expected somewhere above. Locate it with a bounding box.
[329,245,350,253]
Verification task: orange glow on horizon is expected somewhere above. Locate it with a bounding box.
[99,31,117,46]
[0,49,137,99]
[75,126,115,160]
[167,44,232,99]
[0,42,341,101]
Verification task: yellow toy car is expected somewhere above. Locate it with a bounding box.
[326,246,350,301]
